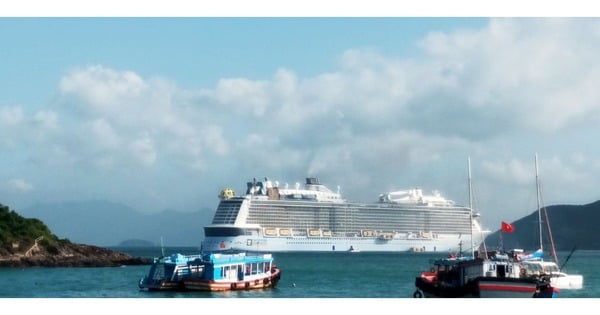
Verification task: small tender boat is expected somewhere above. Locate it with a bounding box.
[413,251,559,298]
[182,252,281,291]
[138,253,203,291]
[519,259,583,290]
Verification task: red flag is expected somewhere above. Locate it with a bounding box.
[501,221,514,233]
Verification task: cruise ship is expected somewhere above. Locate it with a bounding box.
[202,177,487,253]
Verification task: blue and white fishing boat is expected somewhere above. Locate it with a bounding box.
[139,251,281,292]
[183,252,281,291]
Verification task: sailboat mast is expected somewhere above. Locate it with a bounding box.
[468,157,474,258]
[535,154,543,253]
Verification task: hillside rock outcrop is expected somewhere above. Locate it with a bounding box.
[0,241,151,267]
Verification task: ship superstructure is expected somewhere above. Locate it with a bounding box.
[203,177,486,253]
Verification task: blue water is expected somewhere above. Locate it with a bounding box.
[0,247,597,298]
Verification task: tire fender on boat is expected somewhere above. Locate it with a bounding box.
[245,282,250,289]
[231,283,237,290]
[413,290,423,298]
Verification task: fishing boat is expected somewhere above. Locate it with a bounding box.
[413,251,558,298]
[138,253,203,291]
[203,176,488,253]
[139,251,281,292]
[413,158,558,298]
[182,252,281,291]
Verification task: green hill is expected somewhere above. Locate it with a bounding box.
[0,203,149,267]
[484,200,600,251]
[0,203,68,255]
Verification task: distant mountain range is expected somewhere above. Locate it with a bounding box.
[484,200,600,251]
[13,199,600,250]
[17,200,214,247]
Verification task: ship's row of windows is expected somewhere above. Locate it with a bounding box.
[245,205,475,233]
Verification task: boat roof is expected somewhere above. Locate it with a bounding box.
[204,252,274,265]
[429,256,475,266]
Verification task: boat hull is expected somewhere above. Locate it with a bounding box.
[415,276,546,298]
[550,274,583,290]
[138,279,185,291]
[476,277,539,298]
[184,268,281,292]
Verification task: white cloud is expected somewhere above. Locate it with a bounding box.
[129,135,156,167]
[59,65,147,116]
[89,118,121,150]
[481,158,533,185]
[418,18,600,135]
[214,78,270,117]
[4,18,600,231]
[33,110,58,130]
[8,179,34,192]
[0,106,23,126]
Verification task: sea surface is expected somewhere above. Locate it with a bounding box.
[0,247,598,300]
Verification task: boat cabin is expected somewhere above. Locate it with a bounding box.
[188,252,275,282]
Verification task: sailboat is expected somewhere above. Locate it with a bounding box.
[517,155,583,290]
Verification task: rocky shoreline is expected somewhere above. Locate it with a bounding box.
[0,242,151,268]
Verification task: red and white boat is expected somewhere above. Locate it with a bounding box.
[413,251,559,298]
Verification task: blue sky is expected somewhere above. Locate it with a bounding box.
[2,13,600,233]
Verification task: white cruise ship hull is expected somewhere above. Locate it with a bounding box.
[203,233,484,253]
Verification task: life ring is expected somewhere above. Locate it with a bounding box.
[413,290,423,298]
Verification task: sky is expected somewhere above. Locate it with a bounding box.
[2,4,600,233]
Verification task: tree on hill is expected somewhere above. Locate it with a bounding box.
[0,203,69,255]
[1,203,151,267]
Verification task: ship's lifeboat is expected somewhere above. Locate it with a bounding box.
[308,229,321,237]
[264,228,277,236]
[378,233,394,240]
[361,230,375,237]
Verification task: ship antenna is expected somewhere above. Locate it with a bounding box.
[160,236,165,257]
